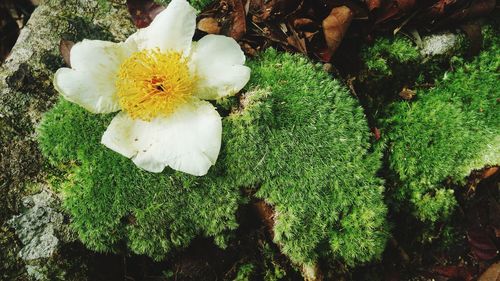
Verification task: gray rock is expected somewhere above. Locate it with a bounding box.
[8,190,63,261]
[420,32,462,57]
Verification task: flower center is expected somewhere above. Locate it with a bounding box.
[116,49,195,121]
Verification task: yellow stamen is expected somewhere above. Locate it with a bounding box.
[116,49,195,121]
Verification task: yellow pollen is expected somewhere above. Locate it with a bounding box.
[116,49,195,121]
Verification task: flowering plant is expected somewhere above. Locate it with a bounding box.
[54,0,250,176]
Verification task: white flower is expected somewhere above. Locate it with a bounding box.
[53,0,250,176]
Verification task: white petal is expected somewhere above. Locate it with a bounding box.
[54,39,136,113]
[190,35,251,100]
[101,100,222,176]
[130,0,196,54]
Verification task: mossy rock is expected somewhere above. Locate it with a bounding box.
[39,49,388,268]
[382,26,500,223]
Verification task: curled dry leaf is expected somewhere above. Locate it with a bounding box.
[322,6,353,59]
[197,17,221,34]
[59,39,74,67]
[126,0,165,28]
[467,227,498,261]
[399,87,416,100]
[293,18,315,29]
[481,166,498,179]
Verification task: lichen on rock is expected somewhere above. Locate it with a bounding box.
[420,32,461,57]
[8,190,63,261]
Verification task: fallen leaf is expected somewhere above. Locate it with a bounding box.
[432,0,496,28]
[303,31,318,41]
[283,23,307,54]
[293,18,315,29]
[322,6,353,59]
[126,0,165,28]
[467,227,498,261]
[251,0,302,22]
[482,166,499,179]
[225,0,247,39]
[59,39,75,67]
[488,198,500,238]
[371,127,381,140]
[366,0,381,11]
[399,87,416,100]
[197,17,221,34]
[478,261,500,281]
[426,0,458,18]
[240,42,258,56]
[376,0,416,24]
[432,265,474,281]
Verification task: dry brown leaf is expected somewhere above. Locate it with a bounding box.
[371,127,381,141]
[482,166,499,179]
[478,261,500,281]
[427,0,458,17]
[59,39,75,67]
[429,0,495,29]
[293,17,314,29]
[322,6,353,58]
[376,0,416,24]
[467,227,498,261]
[197,17,221,34]
[251,0,302,22]
[399,87,416,100]
[488,198,500,238]
[126,0,165,28]
[432,265,474,281]
[366,0,381,11]
[226,0,247,39]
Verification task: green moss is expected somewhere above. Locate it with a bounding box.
[39,99,241,259]
[382,30,500,223]
[233,263,255,281]
[39,49,387,266]
[232,50,388,266]
[154,0,213,10]
[363,37,420,76]
[358,33,467,119]
[261,242,286,281]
